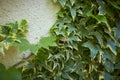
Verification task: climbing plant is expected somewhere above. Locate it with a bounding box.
[0,19,58,80]
[20,0,120,80]
[0,19,28,54]
[0,19,38,54]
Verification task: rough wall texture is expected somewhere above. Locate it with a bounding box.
[0,0,60,68]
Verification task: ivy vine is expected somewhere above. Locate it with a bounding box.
[0,19,41,55]
[0,0,117,80]
[0,19,29,54]
[20,0,120,80]
[18,0,120,80]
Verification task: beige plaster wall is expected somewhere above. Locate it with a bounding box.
[0,0,60,68]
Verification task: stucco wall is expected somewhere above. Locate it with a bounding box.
[0,0,60,68]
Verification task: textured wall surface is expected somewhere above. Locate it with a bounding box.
[0,0,60,68]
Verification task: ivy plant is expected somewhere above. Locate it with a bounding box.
[20,0,120,80]
[0,19,39,54]
[0,19,28,54]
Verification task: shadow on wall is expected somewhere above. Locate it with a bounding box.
[0,0,60,68]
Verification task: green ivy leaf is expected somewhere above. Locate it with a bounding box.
[103,61,114,72]
[55,72,62,80]
[39,36,57,49]
[82,41,99,59]
[95,15,107,24]
[97,0,106,15]
[29,44,38,55]
[107,39,117,55]
[59,0,66,7]
[87,13,108,25]
[115,28,120,40]
[66,51,70,61]
[69,35,81,41]
[52,62,58,70]
[17,38,30,53]
[113,22,120,40]
[70,0,76,6]
[87,12,111,32]
[94,32,103,46]
[103,72,113,80]
[62,72,73,80]
[102,50,113,63]
[20,19,27,29]
[67,25,76,33]
[70,8,76,21]
[8,21,18,33]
